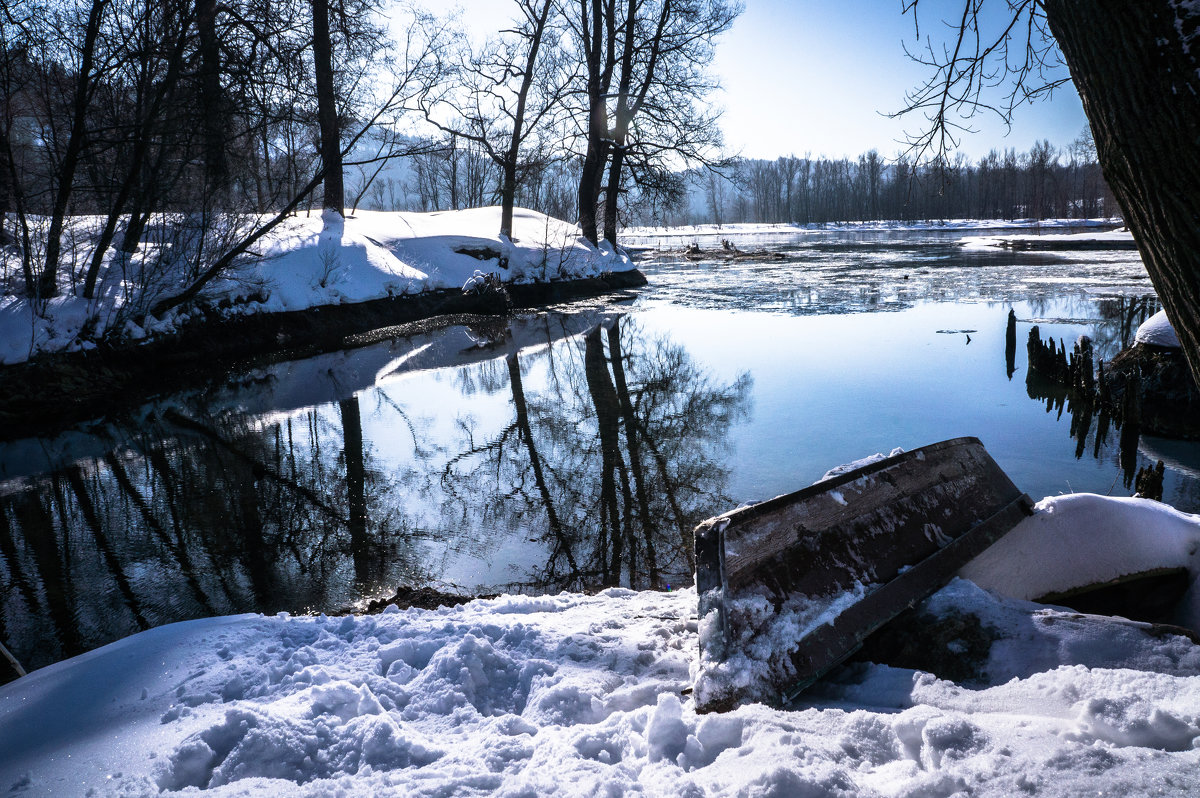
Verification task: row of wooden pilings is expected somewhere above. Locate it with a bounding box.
[1016,308,1163,500]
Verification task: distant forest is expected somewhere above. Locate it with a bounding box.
[662,136,1122,227]
[352,133,1121,229]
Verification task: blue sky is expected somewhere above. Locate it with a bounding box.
[441,0,1089,160]
[713,0,1087,159]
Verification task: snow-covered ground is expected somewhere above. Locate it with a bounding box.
[0,207,632,366]
[5,492,1200,796]
[623,217,1121,241]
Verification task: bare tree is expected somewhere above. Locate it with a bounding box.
[418,0,571,240]
[564,0,736,246]
[600,0,737,245]
[37,0,111,298]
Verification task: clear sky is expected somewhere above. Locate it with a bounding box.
[437,0,1089,161]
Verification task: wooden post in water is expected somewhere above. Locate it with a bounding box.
[1005,309,1017,379]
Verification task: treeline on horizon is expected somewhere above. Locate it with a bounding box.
[345,133,1121,230]
[344,134,1121,229]
[633,134,1121,228]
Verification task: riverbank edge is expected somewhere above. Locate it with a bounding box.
[0,269,647,439]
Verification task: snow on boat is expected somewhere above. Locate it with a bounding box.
[693,437,1034,712]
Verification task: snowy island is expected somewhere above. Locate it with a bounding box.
[0,207,641,366]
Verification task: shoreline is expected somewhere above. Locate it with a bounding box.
[0,269,647,440]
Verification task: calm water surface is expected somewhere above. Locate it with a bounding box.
[1,228,1196,674]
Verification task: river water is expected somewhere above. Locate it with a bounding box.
[2,227,1196,675]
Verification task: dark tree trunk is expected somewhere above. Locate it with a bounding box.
[500,161,519,241]
[602,146,624,246]
[196,0,227,194]
[1043,1,1200,388]
[40,0,109,298]
[311,0,343,214]
[498,0,554,241]
[577,135,608,245]
[575,0,614,245]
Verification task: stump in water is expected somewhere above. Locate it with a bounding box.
[1135,460,1166,501]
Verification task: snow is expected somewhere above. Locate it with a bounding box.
[0,207,633,366]
[962,493,1200,625]
[623,217,1121,240]
[1136,309,1183,349]
[961,227,1135,250]
[817,446,906,481]
[6,493,1200,795]
[694,583,871,711]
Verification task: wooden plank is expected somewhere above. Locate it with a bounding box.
[695,438,1033,712]
[779,493,1034,704]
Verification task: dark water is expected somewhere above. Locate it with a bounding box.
[1,228,1196,675]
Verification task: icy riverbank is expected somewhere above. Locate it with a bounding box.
[0,207,634,367]
[4,492,1200,797]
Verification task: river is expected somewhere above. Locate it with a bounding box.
[1,226,1195,675]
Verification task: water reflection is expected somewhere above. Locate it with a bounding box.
[0,313,750,674]
[434,317,751,593]
[1019,294,1163,490]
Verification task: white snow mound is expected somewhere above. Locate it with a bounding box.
[961,493,1200,625]
[1135,310,1182,349]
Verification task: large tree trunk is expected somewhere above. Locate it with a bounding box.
[577,136,607,245]
[1043,1,1200,387]
[311,0,343,214]
[575,0,614,245]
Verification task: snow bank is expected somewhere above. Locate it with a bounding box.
[1135,309,1182,349]
[0,207,633,366]
[960,493,1200,627]
[4,494,1200,795]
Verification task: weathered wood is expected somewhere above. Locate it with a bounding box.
[778,494,1033,704]
[696,437,1032,712]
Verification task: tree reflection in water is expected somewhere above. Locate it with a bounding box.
[437,316,752,593]
[0,314,751,675]
[1019,295,1163,491]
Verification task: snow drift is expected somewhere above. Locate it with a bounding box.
[4,493,1200,796]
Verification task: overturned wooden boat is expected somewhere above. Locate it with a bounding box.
[694,437,1034,713]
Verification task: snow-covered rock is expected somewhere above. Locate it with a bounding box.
[1136,309,1182,349]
